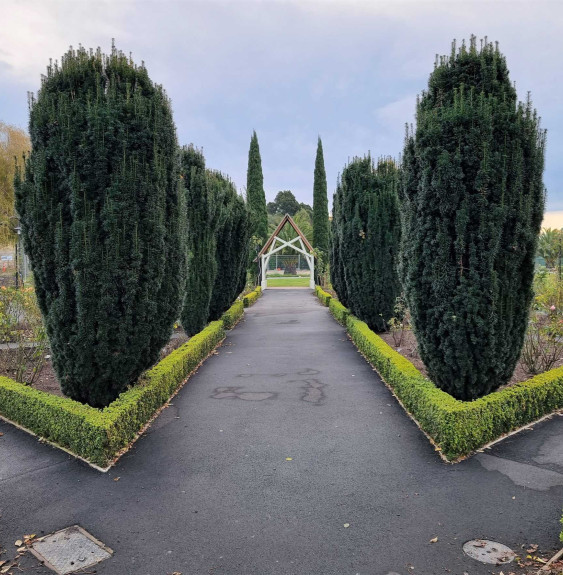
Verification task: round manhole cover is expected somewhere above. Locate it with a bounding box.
[463,540,516,565]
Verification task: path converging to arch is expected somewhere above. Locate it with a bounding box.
[1,289,563,574]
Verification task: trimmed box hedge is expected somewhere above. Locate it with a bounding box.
[318,289,563,461]
[0,320,226,467]
[315,286,332,306]
[329,298,350,325]
[243,286,262,308]
[0,292,258,466]
[0,296,255,468]
[221,299,244,330]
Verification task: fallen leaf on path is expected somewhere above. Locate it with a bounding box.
[0,433,4,437]
[343,523,350,528]
[526,544,538,553]
[285,457,292,461]
[114,477,120,481]
[13,541,21,547]
[429,536,438,543]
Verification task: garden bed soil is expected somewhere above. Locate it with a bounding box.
[0,328,189,399]
[378,329,563,387]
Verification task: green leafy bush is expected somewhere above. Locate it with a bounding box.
[180,146,220,336]
[15,45,185,407]
[0,286,47,384]
[221,300,244,330]
[243,286,262,308]
[329,299,350,325]
[400,37,546,400]
[332,156,401,332]
[0,320,226,466]
[208,172,250,322]
[315,286,332,306]
[325,300,563,460]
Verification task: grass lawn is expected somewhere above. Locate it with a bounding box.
[267,277,310,288]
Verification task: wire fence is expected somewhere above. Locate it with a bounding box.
[0,237,31,288]
[266,254,311,276]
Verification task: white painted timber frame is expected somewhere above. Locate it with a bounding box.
[256,214,315,290]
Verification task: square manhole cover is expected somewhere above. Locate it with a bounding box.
[30,525,112,574]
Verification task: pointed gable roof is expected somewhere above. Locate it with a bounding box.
[255,214,314,260]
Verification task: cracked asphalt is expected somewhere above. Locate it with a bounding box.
[1,289,563,574]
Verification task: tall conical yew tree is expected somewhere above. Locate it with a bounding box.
[313,137,329,282]
[15,45,185,407]
[330,181,348,307]
[333,155,401,332]
[246,131,268,243]
[180,146,220,336]
[208,170,250,321]
[400,37,546,400]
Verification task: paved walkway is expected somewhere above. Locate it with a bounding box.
[1,289,563,575]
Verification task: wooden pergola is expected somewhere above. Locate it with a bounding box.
[255,214,315,290]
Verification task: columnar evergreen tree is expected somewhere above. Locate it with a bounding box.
[180,146,220,336]
[330,181,348,306]
[313,137,329,282]
[400,37,546,400]
[246,131,268,242]
[208,171,250,321]
[15,45,185,407]
[332,155,401,332]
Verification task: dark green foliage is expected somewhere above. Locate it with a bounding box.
[246,131,268,242]
[15,45,185,408]
[313,138,329,283]
[400,37,546,400]
[313,137,329,253]
[208,171,250,321]
[345,312,563,460]
[330,181,348,307]
[269,190,300,215]
[180,146,220,336]
[330,155,401,332]
[0,320,225,466]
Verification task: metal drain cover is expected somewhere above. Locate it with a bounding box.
[463,539,516,565]
[30,525,112,574]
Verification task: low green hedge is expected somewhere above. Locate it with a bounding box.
[0,320,226,467]
[329,307,563,461]
[329,298,350,325]
[243,286,262,308]
[315,286,332,306]
[221,299,244,330]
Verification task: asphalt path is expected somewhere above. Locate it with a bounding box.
[1,289,563,575]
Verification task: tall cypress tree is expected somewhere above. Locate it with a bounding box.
[334,155,401,332]
[313,137,329,284]
[208,170,250,321]
[15,45,185,407]
[246,131,268,243]
[180,146,220,336]
[313,137,329,250]
[400,37,546,400]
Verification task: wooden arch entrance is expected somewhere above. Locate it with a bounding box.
[256,214,315,290]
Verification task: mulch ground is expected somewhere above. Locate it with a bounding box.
[0,327,189,399]
[378,329,563,386]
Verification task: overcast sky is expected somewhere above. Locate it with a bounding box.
[1,0,561,214]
